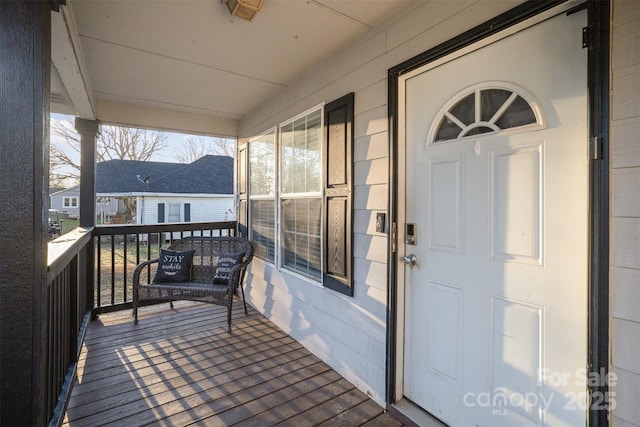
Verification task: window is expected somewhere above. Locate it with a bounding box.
[429,83,543,144]
[280,109,323,280]
[168,204,181,222]
[241,93,354,295]
[63,197,78,208]
[249,131,276,262]
[157,202,190,223]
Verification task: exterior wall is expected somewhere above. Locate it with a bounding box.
[610,1,640,426]
[139,195,234,225]
[50,187,80,217]
[96,197,118,217]
[239,1,522,405]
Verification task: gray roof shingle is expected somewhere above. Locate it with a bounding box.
[96,155,233,194]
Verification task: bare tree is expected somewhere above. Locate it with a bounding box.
[50,117,168,186]
[50,118,82,186]
[99,125,168,161]
[175,136,235,163]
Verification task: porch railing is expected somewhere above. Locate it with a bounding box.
[46,227,93,427]
[91,221,237,315]
[44,221,237,426]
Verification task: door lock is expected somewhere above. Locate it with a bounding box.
[405,223,417,245]
[402,254,417,265]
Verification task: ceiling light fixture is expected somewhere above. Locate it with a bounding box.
[224,0,264,21]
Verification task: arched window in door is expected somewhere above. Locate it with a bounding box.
[428,82,545,144]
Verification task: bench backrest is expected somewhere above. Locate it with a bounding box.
[167,236,254,283]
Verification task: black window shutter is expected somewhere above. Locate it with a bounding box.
[323,93,354,296]
[157,203,165,223]
[237,144,248,238]
[184,203,191,222]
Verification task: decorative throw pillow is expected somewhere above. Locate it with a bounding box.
[212,252,245,285]
[153,249,196,283]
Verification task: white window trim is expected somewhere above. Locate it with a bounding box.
[278,103,325,128]
[63,196,78,208]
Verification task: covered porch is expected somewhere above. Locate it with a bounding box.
[3,0,635,426]
[64,301,404,427]
[47,220,408,426]
[5,0,426,424]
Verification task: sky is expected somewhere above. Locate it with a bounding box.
[50,113,235,185]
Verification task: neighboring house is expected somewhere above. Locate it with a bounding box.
[49,186,81,218]
[96,155,234,224]
[50,186,121,221]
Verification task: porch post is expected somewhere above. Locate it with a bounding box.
[0,1,51,425]
[75,119,98,318]
[75,118,99,228]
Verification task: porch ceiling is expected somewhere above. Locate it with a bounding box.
[51,0,418,137]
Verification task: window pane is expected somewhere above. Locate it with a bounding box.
[495,95,537,129]
[281,122,295,194]
[480,89,512,122]
[249,133,275,196]
[281,198,321,280]
[281,109,322,194]
[305,110,322,192]
[168,204,180,222]
[449,93,475,126]
[465,126,493,136]
[435,116,462,142]
[250,199,275,262]
[294,118,307,193]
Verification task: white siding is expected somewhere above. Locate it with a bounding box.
[139,195,234,224]
[611,1,640,426]
[96,197,118,217]
[239,0,521,406]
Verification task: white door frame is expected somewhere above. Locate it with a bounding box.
[385,2,611,426]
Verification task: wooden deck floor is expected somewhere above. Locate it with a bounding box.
[63,300,405,427]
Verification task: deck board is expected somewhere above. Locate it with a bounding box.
[64,301,405,426]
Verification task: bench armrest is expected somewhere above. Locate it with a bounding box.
[226,251,253,292]
[133,258,159,289]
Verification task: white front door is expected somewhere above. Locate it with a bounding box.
[402,9,588,427]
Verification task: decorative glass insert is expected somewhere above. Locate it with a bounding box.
[431,85,541,144]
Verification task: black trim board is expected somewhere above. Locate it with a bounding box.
[386,2,610,427]
[586,1,610,426]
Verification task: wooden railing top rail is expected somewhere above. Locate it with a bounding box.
[47,227,93,284]
[92,221,237,236]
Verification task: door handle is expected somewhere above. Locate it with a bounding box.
[402,254,417,265]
